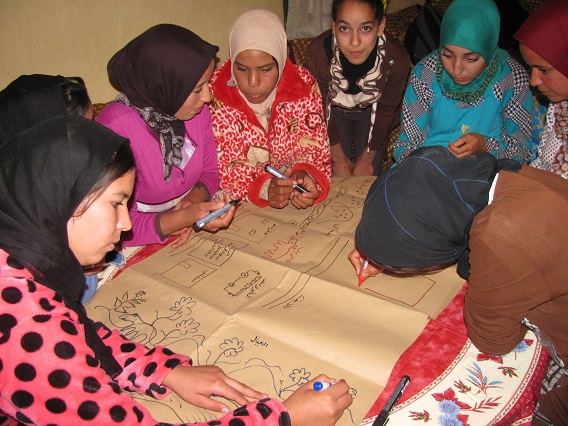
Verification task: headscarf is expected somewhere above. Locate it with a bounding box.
[437,0,508,103]
[0,74,68,144]
[0,115,129,378]
[108,24,218,182]
[514,0,568,79]
[228,9,287,129]
[355,146,521,277]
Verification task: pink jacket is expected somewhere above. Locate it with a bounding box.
[210,59,331,207]
[97,104,220,246]
[0,249,289,425]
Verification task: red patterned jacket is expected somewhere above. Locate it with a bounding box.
[210,59,331,207]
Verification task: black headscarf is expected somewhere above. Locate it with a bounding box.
[355,147,520,277]
[0,74,69,144]
[0,116,129,378]
[107,24,219,182]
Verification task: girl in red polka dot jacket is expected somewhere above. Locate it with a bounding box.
[0,116,352,425]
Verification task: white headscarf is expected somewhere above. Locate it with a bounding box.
[228,9,288,130]
[229,9,288,83]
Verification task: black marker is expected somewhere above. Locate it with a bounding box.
[264,164,309,194]
[194,199,241,228]
[371,375,410,426]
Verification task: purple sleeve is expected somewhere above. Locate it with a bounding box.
[97,104,220,247]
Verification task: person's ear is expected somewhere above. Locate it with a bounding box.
[377,16,386,37]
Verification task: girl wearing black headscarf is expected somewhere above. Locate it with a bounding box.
[97,24,235,249]
[0,74,92,145]
[0,116,352,425]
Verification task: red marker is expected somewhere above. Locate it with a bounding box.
[358,259,369,287]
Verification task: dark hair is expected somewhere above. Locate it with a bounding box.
[332,0,385,22]
[74,142,136,216]
[374,260,457,278]
[61,76,91,117]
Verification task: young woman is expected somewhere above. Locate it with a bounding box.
[305,0,411,176]
[349,146,568,425]
[393,0,533,165]
[210,9,331,209]
[514,0,568,180]
[0,116,352,425]
[97,24,234,248]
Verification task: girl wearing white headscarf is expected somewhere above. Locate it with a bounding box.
[210,9,331,209]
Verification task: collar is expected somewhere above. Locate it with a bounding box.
[211,58,312,128]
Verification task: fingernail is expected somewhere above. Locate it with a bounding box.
[221,407,230,414]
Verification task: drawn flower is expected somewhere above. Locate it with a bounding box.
[171,296,196,314]
[176,318,200,335]
[289,368,311,386]
[219,338,244,357]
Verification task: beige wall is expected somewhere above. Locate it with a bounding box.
[0,0,283,103]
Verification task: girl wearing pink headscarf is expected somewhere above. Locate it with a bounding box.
[515,0,568,180]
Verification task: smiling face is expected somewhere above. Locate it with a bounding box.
[520,44,568,103]
[174,60,215,120]
[233,50,279,105]
[332,0,385,65]
[67,169,135,266]
[440,44,487,86]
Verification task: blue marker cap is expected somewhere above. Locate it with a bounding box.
[313,381,334,391]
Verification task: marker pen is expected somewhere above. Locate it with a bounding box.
[313,381,335,391]
[358,259,369,287]
[194,199,241,229]
[371,375,410,426]
[264,164,309,194]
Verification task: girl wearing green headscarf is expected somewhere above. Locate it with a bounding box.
[393,0,533,165]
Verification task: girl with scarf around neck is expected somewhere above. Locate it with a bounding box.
[0,116,352,425]
[349,146,568,425]
[209,9,331,209]
[515,0,568,181]
[393,0,533,165]
[97,24,234,249]
[305,0,411,177]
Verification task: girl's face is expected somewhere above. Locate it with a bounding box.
[67,169,135,266]
[175,60,215,120]
[440,45,487,86]
[332,0,385,65]
[233,50,279,105]
[520,44,568,103]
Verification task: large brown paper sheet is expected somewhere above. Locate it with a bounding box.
[86,176,465,425]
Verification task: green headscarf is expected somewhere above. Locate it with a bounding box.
[437,0,507,102]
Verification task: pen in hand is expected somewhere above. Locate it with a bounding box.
[264,164,310,194]
[358,259,369,287]
[194,199,241,229]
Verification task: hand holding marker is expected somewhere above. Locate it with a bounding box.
[313,381,335,391]
[265,164,309,194]
[194,199,241,228]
